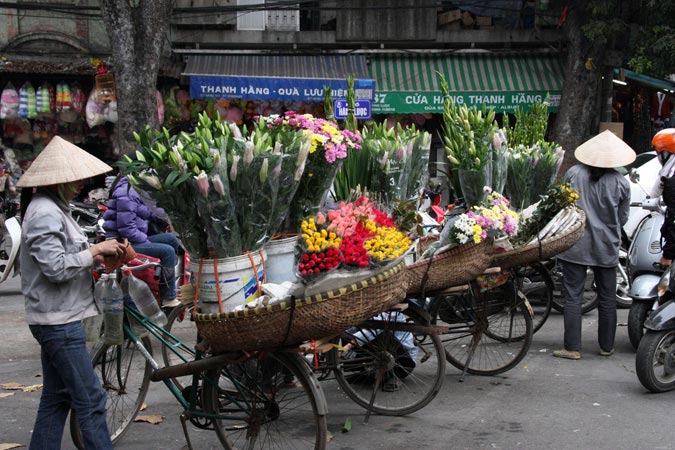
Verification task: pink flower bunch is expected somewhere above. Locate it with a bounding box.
[326,197,377,237]
[270,112,362,164]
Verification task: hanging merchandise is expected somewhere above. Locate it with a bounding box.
[61,83,72,111]
[18,83,28,118]
[95,65,116,103]
[0,83,19,119]
[85,89,106,127]
[156,90,164,125]
[37,83,54,114]
[71,83,85,113]
[104,101,118,123]
[55,83,63,112]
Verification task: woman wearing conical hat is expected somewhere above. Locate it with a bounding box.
[553,130,635,361]
[17,136,127,450]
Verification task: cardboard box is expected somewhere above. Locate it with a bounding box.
[599,122,624,139]
[445,21,461,31]
[476,16,492,26]
[438,10,462,25]
[461,11,474,26]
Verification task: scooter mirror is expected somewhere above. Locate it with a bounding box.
[629,168,641,184]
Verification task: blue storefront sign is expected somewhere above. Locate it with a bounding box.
[190,76,375,102]
[333,99,372,120]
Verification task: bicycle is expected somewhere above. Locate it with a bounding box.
[423,268,534,380]
[70,263,328,450]
[164,297,448,423]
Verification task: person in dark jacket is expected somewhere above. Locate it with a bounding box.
[651,129,675,267]
[553,130,635,360]
[103,175,181,307]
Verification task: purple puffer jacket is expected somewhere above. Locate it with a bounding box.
[103,176,154,245]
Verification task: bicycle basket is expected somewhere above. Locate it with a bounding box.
[491,207,586,270]
[194,261,408,353]
[405,238,495,297]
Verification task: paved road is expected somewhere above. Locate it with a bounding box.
[2,275,674,450]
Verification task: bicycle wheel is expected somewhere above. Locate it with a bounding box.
[330,303,445,416]
[161,302,198,391]
[514,263,553,334]
[70,335,153,449]
[432,286,533,376]
[203,352,327,450]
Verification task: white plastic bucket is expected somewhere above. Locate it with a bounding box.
[263,236,299,284]
[190,250,267,314]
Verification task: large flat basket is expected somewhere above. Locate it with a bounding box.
[491,207,586,270]
[195,262,408,353]
[405,238,494,297]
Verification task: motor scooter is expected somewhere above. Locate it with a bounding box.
[0,214,21,284]
[635,264,675,392]
[625,164,667,350]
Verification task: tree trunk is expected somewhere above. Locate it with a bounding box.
[552,2,610,176]
[101,0,173,156]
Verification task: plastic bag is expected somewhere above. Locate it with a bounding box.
[85,89,106,127]
[71,83,85,113]
[19,82,37,119]
[1,83,19,119]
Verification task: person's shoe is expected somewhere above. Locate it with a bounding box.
[161,298,181,308]
[382,378,400,392]
[599,349,615,357]
[552,349,581,360]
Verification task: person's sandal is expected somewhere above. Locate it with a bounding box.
[599,349,614,357]
[552,349,581,360]
[382,379,400,392]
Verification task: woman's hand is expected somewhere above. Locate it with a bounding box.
[90,239,127,264]
[660,256,672,268]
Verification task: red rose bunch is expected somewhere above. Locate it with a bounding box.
[298,247,343,277]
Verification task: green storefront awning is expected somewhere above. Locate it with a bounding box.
[369,53,565,114]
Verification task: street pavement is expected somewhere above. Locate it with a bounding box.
[2,274,675,450]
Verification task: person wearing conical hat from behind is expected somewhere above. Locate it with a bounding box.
[553,130,635,360]
[17,136,127,450]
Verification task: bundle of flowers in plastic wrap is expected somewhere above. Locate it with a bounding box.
[260,112,363,229]
[119,112,310,258]
[423,191,519,259]
[295,196,412,296]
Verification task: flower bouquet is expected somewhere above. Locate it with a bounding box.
[492,182,583,269]
[119,112,310,259]
[423,191,519,258]
[261,112,363,230]
[297,197,412,280]
[504,98,565,210]
[406,191,518,295]
[439,74,499,206]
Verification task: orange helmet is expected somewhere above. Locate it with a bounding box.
[652,128,675,153]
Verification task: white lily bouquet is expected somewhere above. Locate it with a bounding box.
[120,112,310,258]
[504,98,565,210]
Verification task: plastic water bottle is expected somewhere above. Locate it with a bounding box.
[124,269,167,327]
[83,275,106,342]
[101,273,124,345]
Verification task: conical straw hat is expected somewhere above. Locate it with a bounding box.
[574,129,636,169]
[17,136,112,188]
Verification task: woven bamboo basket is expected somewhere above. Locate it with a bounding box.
[491,207,586,270]
[405,237,494,296]
[194,261,408,353]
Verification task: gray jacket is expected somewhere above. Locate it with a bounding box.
[20,192,98,325]
[557,165,630,267]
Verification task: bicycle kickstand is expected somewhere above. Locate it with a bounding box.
[179,412,194,450]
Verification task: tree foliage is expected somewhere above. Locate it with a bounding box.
[627,0,675,77]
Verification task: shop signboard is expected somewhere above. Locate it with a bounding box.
[333,99,372,120]
[372,91,561,114]
[190,76,375,103]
